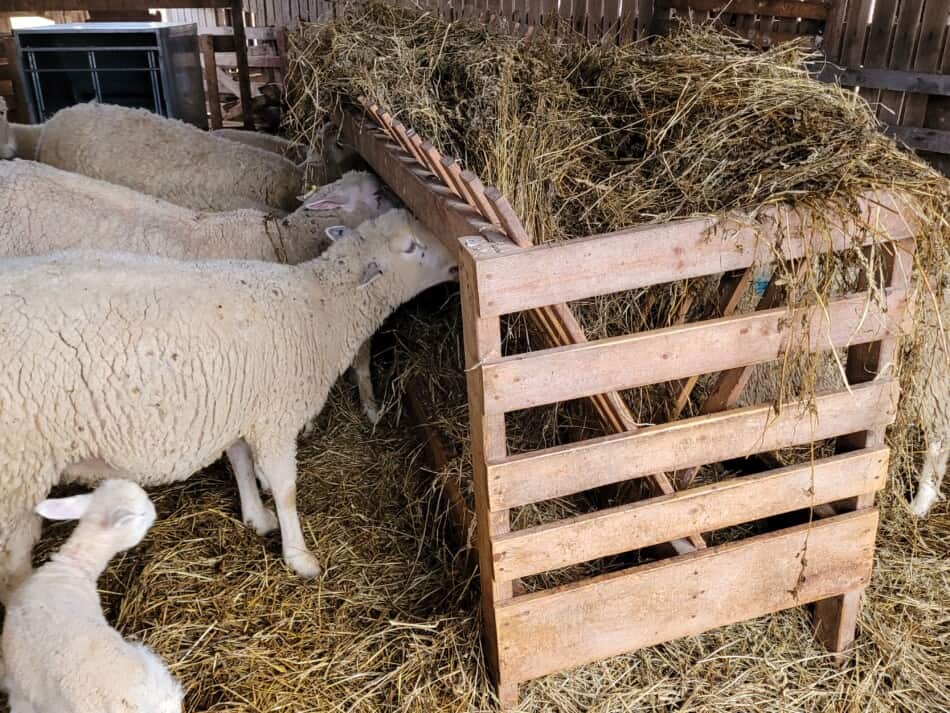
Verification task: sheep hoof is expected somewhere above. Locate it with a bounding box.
[286,550,321,578]
[364,405,381,425]
[245,508,279,536]
[910,485,938,518]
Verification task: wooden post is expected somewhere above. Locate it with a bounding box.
[459,239,519,709]
[0,34,29,124]
[813,237,914,654]
[198,35,223,130]
[230,0,255,130]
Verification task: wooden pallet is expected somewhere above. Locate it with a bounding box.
[338,99,917,708]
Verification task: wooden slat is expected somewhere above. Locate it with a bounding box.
[878,0,926,120]
[487,379,899,510]
[482,289,905,415]
[199,35,223,130]
[814,65,950,97]
[337,110,506,255]
[201,25,278,39]
[822,0,851,60]
[493,447,888,580]
[1,1,229,7]
[215,51,284,68]
[469,192,916,317]
[229,0,255,131]
[496,510,879,683]
[886,126,950,155]
[658,0,829,20]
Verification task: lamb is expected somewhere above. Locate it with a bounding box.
[0,97,13,160]
[35,102,303,213]
[0,209,457,590]
[2,480,183,713]
[7,123,42,161]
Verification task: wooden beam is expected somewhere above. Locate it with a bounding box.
[198,35,222,130]
[487,379,899,510]
[468,192,917,317]
[230,0,254,131]
[0,1,229,8]
[481,289,906,415]
[657,0,829,20]
[492,448,888,581]
[885,126,950,155]
[214,52,284,68]
[496,510,879,683]
[813,65,950,97]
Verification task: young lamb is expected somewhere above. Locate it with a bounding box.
[7,123,41,160]
[2,480,183,713]
[35,102,303,213]
[0,97,13,160]
[0,209,457,590]
[213,123,362,183]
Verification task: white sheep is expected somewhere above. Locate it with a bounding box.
[35,102,303,213]
[2,479,183,713]
[7,123,42,161]
[213,123,361,184]
[0,97,14,160]
[0,209,457,588]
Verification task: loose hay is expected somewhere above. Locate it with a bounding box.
[14,381,948,712]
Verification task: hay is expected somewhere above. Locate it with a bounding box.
[9,378,947,712]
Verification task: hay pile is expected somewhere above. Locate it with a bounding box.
[286,2,950,437]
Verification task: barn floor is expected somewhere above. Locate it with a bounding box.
[3,310,948,713]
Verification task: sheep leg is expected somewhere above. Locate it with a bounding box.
[0,512,41,603]
[911,438,948,517]
[350,338,381,425]
[251,440,321,578]
[226,440,278,535]
[7,690,38,713]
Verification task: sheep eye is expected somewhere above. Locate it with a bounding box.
[404,240,419,254]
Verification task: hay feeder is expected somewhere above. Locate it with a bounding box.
[336,98,918,709]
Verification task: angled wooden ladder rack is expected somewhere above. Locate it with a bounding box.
[339,99,917,708]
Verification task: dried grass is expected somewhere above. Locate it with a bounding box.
[11,378,947,712]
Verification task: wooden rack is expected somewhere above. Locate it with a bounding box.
[339,99,916,708]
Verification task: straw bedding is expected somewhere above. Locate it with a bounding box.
[4,5,950,712]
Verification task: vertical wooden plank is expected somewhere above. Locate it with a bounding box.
[900,1,948,127]
[459,241,518,708]
[860,0,901,121]
[230,0,256,130]
[199,35,224,130]
[587,0,603,40]
[878,0,926,121]
[602,0,619,39]
[814,238,913,654]
[840,0,874,69]
[639,0,656,39]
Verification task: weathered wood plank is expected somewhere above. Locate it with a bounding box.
[492,448,888,580]
[814,65,950,97]
[469,192,917,317]
[496,510,879,683]
[657,0,829,20]
[886,126,950,155]
[488,379,899,510]
[481,289,905,414]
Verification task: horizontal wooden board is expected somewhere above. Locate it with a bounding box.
[215,52,283,68]
[658,0,829,20]
[496,510,879,683]
[492,447,888,580]
[468,191,916,317]
[482,289,905,414]
[488,379,898,510]
[201,26,278,40]
[1,1,230,8]
[813,65,950,96]
[886,126,950,156]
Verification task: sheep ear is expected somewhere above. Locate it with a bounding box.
[107,507,139,529]
[35,494,93,521]
[358,261,383,288]
[304,195,348,211]
[324,225,351,242]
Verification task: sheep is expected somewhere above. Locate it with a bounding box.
[0,208,457,588]
[2,479,183,713]
[213,123,362,184]
[0,97,13,160]
[7,123,42,161]
[35,102,303,213]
